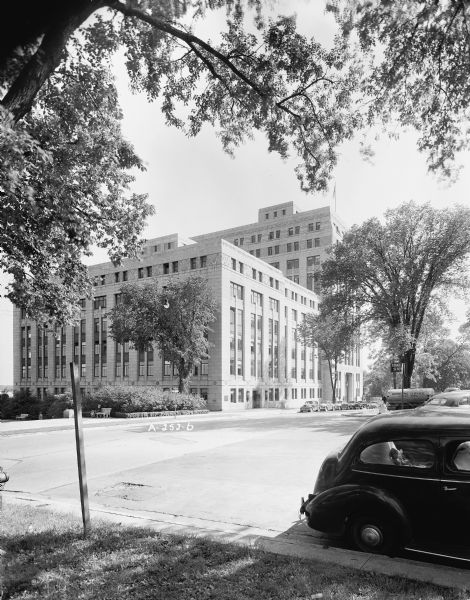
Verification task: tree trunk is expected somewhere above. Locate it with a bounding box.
[1,1,101,122]
[326,358,336,402]
[178,360,191,394]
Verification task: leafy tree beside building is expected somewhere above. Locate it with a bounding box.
[110,277,218,393]
[320,202,470,388]
[297,311,357,403]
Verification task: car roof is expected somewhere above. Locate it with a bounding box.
[355,407,470,438]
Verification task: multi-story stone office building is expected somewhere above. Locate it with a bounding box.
[13,202,362,409]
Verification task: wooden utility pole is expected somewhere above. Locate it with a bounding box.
[70,362,90,536]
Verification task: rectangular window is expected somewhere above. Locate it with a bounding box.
[269,231,274,240]
[269,297,279,312]
[238,389,244,403]
[315,222,321,230]
[257,234,262,242]
[163,263,169,274]
[230,307,236,376]
[287,259,299,270]
[239,237,244,246]
[257,315,263,377]
[172,261,178,273]
[138,267,144,279]
[255,249,261,258]
[190,257,197,270]
[251,234,256,243]
[294,241,299,251]
[276,230,280,238]
[114,272,120,283]
[295,226,300,234]
[93,296,106,309]
[122,271,128,281]
[201,362,208,375]
[268,247,273,256]
[274,245,279,254]
[232,258,237,270]
[251,291,263,306]
[239,262,244,274]
[307,255,321,267]
[288,227,294,236]
[230,282,244,300]
[236,308,243,375]
[287,243,292,252]
[252,268,257,280]
[146,266,152,277]
[200,255,207,268]
[230,388,237,402]
[308,223,314,232]
[250,313,256,377]
[307,239,313,249]
[314,238,320,247]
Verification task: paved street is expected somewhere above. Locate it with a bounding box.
[1,411,363,535]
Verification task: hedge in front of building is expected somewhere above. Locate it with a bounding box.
[83,386,207,416]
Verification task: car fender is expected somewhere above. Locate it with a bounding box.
[305,484,412,541]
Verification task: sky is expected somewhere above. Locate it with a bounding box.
[1,0,469,385]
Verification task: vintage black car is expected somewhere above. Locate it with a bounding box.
[300,408,470,557]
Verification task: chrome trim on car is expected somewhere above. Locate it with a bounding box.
[352,468,440,482]
[441,478,470,485]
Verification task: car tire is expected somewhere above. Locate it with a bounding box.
[350,514,398,556]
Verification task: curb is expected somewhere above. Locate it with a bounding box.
[3,492,469,592]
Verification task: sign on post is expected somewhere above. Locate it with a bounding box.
[390,359,401,373]
[70,362,91,537]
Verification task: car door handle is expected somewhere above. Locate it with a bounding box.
[443,486,457,492]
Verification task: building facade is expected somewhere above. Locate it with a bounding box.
[13,203,363,409]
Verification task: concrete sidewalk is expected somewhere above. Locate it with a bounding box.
[3,491,469,592]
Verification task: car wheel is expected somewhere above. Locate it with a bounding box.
[350,514,397,556]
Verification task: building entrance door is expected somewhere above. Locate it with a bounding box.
[253,391,261,408]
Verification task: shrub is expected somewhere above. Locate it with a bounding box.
[83,386,207,415]
[44,393,73,419]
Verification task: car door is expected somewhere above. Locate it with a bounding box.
[352,438,441,542]
[439,437,470,548]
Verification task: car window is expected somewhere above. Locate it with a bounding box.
[446,441,470,473]
[359,439,435,469]
[458,397,470,406]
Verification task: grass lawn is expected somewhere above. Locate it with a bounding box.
[0,503,467,600]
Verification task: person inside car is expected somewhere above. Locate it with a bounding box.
[452,441,470,471]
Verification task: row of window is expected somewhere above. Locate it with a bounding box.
[90,255,209,289]
[225,386,322,403]
[248,238,321,257]
[234,221,322,247]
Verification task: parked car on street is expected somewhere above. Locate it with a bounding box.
[300,408,470,558]
[299,400,320,413]
[424,390,470,409]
